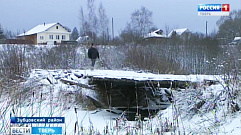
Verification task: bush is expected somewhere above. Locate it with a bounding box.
[125,45,185,74]
[0,45,28,79]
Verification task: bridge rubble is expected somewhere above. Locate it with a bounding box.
[32,69,223,120]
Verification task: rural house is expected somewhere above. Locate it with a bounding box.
[167,28,189,38]
[17,22,70,44]
[144,28,190,39]
[144,29,167,39]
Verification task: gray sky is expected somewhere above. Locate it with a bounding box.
[0,0,240,36]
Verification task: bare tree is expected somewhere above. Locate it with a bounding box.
[216,10,241,44]
[165,25,170,37]
[120,23,137,43]
[79,0,111,43]
[131,6,153,37]
[87,0,98,40]
[79,7,85,35]
[79,7,91,36]
[121,6,154,43]
[98,2,109,44]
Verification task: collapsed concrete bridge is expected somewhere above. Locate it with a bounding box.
[35,69,222,120]
[74,70,222,120]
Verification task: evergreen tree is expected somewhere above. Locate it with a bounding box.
[70,27,79,40]
[0,24,5,39]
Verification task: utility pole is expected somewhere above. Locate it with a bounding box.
[206,21,208,37]
[112,17,114,40]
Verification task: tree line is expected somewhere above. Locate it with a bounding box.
[75,0,240,45]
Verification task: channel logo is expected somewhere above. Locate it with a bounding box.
[198,4,230,16]
[32,127,62,134]
[11,127,31,135]
[10,127,62,134]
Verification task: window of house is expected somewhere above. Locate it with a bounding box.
[40,36,44,40]
[56,35,60,40]
[62,35,66,40]
[56,26,58,29]
[49,35,53,39]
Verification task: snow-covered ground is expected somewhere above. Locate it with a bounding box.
[0,69,240,134]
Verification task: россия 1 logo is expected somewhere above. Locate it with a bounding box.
[198,4,230,16]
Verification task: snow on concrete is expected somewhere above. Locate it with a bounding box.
[72,69,224,82]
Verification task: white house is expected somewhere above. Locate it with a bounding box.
[144,28,190,39]
[144,29,167,39]
[167,28,189,37]
[17,22,70,44]
[76,36,91,43]
[229,37,241,45]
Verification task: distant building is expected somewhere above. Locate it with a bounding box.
[144,29,167,39]
[76,36,91,44]
[17,22,70,44]
[144,29,166,39]
[229,37,241,45]
[144,28,190,39]
[167,28,189,38]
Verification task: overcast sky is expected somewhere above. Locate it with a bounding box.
[0,0,240,36]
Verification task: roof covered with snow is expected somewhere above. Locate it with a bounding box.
[144,29,167,39]
[234,37,241,41]
[168,28,189,37]
[18,22,68,36]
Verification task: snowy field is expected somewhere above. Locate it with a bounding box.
[0,69,241,134]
